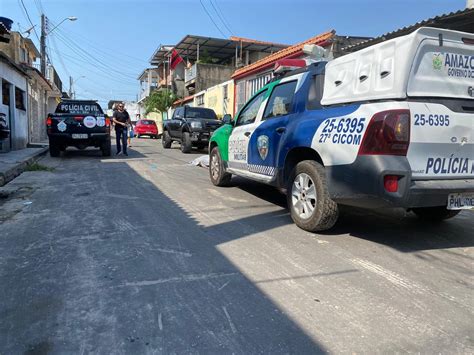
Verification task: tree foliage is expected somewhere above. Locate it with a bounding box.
[144,89,178,114]
[196,49,219,64]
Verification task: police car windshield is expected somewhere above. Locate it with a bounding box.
[185,107,216,120]
[55,101,103,115]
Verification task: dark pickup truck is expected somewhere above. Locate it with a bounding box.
[162,106,223,153]
[46,100,111,157]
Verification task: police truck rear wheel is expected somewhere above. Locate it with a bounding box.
[209,146,231,186]
[412,206,460,221]
[101,139,111,157]
[162,131,171,148]
[49,144,60,157]
[287,160,338,232]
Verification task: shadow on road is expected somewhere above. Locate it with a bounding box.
[327,206,474,252]
[58,146,148,159]
[227,177,474,252]
[0,152,325,353]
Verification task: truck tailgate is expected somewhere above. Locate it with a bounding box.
[407,101,473,180]
[50,114,107,135]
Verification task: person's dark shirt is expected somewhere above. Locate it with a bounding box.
[113,110,130,130]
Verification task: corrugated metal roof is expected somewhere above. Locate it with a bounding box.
[342,7,474,53]
[229,36,288,48]
[149,35,289,66]
[232,30,335,79]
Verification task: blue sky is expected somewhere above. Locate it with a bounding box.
[1,0,467,106]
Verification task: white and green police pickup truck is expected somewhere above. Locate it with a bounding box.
[209,27,474,232]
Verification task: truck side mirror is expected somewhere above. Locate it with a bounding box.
[222,114,232,125]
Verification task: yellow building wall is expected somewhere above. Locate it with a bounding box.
[203,80,234,118]
[145,111,164,134]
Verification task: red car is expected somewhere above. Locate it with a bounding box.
[134,119,159,139]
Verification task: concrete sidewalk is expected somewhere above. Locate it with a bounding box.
[0,147,49,186]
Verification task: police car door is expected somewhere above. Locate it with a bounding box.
[228,89,268,176]
[250,79,299,180]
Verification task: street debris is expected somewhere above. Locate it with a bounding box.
[189,155,209,168]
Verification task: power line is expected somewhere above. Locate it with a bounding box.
[53,28,139,79]
[49,47,138,88]
[52,29,138,80]
[32,0,42,15]
[49,47,137,87]
[199,0,227,38]
[56,26,149,65]
[18,0,40,43]
[56,27,142,76]
[46,36,54,66]
[37,0,45,13]
[209,0,234,35]
[50,33,71,78]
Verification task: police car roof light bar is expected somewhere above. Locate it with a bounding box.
[274,59,306,76]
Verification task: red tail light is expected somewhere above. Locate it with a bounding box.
[74,116,84,121]
[105,117,111,127]
[46,116,52,127]
[462,37,474,45]
[358,110,410,156]
[384,175,399,193]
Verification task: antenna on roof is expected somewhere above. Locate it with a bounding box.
[22,24,37,37]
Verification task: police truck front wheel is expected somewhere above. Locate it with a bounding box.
[412,206,460,221]
[162,131,171,148]
[287,160,338,232]
[209,146,231,186]
[181,132,192,153]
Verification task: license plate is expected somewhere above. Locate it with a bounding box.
[146,131,152,133]
[72,134,88,139]
[447,193,474,210]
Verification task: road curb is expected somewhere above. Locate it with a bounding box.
[0,147,49,187]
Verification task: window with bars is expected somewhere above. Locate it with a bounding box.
[248,72,273,98]
[196,94,204,106]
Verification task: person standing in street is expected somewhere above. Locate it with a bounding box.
[112,103,131,156]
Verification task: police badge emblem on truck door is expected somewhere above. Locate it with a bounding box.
[257,135,269,160]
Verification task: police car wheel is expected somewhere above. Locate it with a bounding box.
[287,160,338,232]
[162,131,172,149]
[412,206,460,221]
[209,146,231,186]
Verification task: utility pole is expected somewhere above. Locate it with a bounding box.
[69,76,73,98]
[40,14,46,76]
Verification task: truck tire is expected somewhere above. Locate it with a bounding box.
[412,206,460,221]
[181,132,192,153]
[287,160,338,232]
[49,144,60,157]
[101,139,111,157]
[162,130,172,148]
[209,146,232,186]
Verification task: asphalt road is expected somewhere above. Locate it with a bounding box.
[0,137,473,354]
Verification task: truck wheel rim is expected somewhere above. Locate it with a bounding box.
[291,173,316,219]
[211,153,219,179]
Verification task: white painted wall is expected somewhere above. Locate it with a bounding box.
[0,61,29,150]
